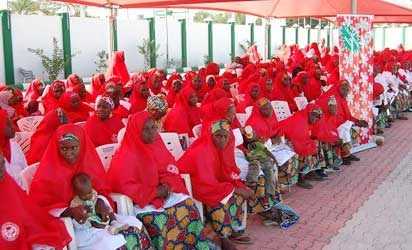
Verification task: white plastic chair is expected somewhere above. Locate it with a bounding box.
[17,115,43,132]
[119,100,131,111]
[232,128,244,147]
[95,143,117,172]
[271,101,292,121]
[192,124,202,138]
[110,193,134,216]
[61,217,77,250]
[294,96,308,111]
[181,174,204,221]
[236,113,250,127]
[117,127,126,143]
[15,131,33,154]
[245,106,253,116]
[160,132,184,160]
[21,162,39,193]
[74,121,86,128]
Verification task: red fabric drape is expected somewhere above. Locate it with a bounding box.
[84,114,124,147]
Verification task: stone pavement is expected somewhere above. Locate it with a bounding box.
[239,115,412,250]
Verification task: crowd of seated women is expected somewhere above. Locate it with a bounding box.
[1,42,411,250]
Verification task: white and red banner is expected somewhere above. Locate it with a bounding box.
[337,15,374,145]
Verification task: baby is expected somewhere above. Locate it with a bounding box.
[241,126,278,196]
[70,173,128,234]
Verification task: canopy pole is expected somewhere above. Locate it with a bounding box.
[264,18,269,60]
[351,0,357,14]
[107,7,118,60]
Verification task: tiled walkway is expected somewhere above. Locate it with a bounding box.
[240,115,412,250]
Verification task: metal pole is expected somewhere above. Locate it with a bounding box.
[351,0,357,14]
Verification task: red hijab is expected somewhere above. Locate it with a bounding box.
[236,82,260,113]
[0,173,71,249]
[177,120,245,206]
[30,124,109,210]
[58,91,92,123]
[91,73,106,100]
[66,74,82,90]
[0,110,11,162]
[311,109,339,144]
[129,73,148,114]
[24,79,42,102]
[272,72,298,112]
[147,71,164,95]
[201,97,240,131]
[108,111,188,208]
[206,62,220,76]
[202,88,227,106]
[245,102,279,141]
[303,70,322,102]
[163,87,201,136]
[26,109,69,165]
[42,80,65,113]
[277,104,319,157]
[84,112,124,147]
[106,51,130,86]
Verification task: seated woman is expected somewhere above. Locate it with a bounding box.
[245,97,299,190]
[129,74,150,114]
[84,96,124,147]
[201,97,241,131]
[163,87,201,137]
[42,80,66,113]
[0,109,28,190]
[277,104,324,189]
[177,120,254,250]
[0,154,72,249]
[236,83,261,113]
[24,79,43,102]
[108,111,210,250]
[29,124,151,250]
[105,81,129,119]
[272,72,298,112]
[59,91,93,123]
[166,78,183,108]
[0,89,19,120]
[91,73,106,101]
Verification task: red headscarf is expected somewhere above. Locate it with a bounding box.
[215,77,232,98]
[66,74,82,90]
[84,113,124,147]
[311,110,339,144]
[26,109,70,165]
[91,73,106,100]
[206,62,220,76]
[236,82,261,113]
[42,80,65,114]
[303,70,322,102]
[201,88,227,106]
[201,97,240,131]
[0,110,11,162]
[58,91,92,123]
[177,120,245,207]
[245,102,279,141]
[106,51,130,86]
[129,73,148,114]
[272,72,298,112]
[108,111,188,208]
[147,71,164,95]
[163,87,201,136]
[0,173,71,249]
[277,104,319,157]
[30,124,109,210]
[24,79,42,102]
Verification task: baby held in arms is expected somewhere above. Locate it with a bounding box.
[70,172,139,234]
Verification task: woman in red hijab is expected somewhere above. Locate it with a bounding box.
[84,96,124,147]
[147,71,166,96]
[58,91,92,123]
[30,124,150,250]
[105,79,129,119]
[163,86,201,137]
[201,97,240,131]
[166,78,183,108]
[129,73,150,114]
[201,88,227,106]
[259,77,275,101]
[108,111,209,250]
[24,79,43,102]
[245,97,279,141]
[0,155,71,250]
[66,74,94,103]
[177,120,254,248]
[190,74,208,102]
[277,104,324,189]
[91,73,106,101]
[206,62,220,76]
[272,72,298,112]
[106,51,130,86]
[236,82,261,113]
[42,80,65,113]
[326,55,340,85]
[291,71,308,97]
[303,67,322,102]
[216,77,233,98]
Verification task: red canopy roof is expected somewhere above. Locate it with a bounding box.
[51,0,248,8]
[163,0,412,18]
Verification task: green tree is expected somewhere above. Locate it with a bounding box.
[138,38,161,70]
[255,18,263,26]
[193,11,211,23]
[212,13,230,23]
[9,0,39,15]
[234,13,246,25]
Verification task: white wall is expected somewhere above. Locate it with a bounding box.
[0,15,4,83]
[213,23,231,64]
[385,27,402,49]
[298,28,308,47]
[271,25,283,52]
[235,25,249,57]
[11,14,62,82]
[117,19,148,72]
[255,25,265,57]
[310,29,320,44]
[70,17,108,77]
[155,17,181,69]
[405,27,412,50]
[374,28,384,51]
[285,28,296,45]
[187,22,207,67]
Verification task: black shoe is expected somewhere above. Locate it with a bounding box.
[333,165,341,171]
[342,158,351,165]
[316,169,328,178]
[297,179,313,189]
[306,172,325,181]
[348,154,360,161]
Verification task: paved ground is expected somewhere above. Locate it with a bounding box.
[239,115,412,250]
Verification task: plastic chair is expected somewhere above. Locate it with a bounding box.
[294,96,308,111]
[119,100,131,111]
[192,124,202,139]
[117,127,126,143]
[271,101,292,121]
[95,143,118,172]
[21,162,39,193]
[15,131,33,154]
[232,128,244,147]
[110,193,134,216]
[16,116,44,132]
[236,113,250,127]
[61,217,77,250]
[181,174,204,222]
[160,132,184,160]
[245,106,253,116]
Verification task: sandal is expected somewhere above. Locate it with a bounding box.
[229,234,252,245]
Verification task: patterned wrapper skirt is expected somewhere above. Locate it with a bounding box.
[205,194,245,239]
[321,143,343,169]
[117,227,153,250]
[248,175,281,214]
[277,156,299,190]
[136,198,210,250]
[299,142,326,175]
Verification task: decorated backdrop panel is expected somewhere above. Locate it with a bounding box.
[337,15,374,144]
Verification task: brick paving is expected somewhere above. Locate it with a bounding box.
[239,115,412,250]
